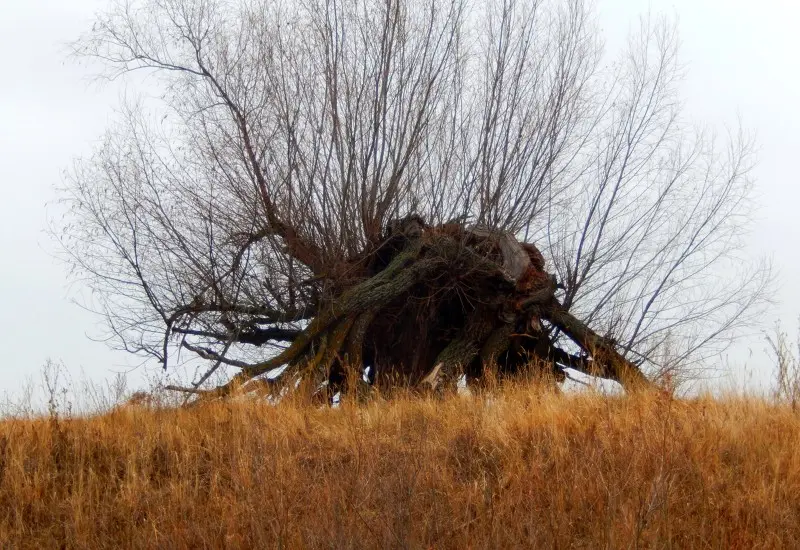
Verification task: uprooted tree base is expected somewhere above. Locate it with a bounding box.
[168,217,651,402]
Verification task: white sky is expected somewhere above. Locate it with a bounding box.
[1,0,798,397]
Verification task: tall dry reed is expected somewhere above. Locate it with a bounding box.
[1,384,799,548]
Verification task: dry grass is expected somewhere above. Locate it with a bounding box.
[1,384,800,549]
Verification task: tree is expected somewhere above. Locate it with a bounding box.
[57,0,769,400]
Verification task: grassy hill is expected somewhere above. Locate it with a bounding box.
[1,384,799,548]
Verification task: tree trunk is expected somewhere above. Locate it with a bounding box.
[171,216,652,401]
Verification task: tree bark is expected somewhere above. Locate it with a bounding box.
[174,218,652,402]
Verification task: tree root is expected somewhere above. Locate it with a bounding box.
[170,220,652,403]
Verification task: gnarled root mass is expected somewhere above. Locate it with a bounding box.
[168,217,650,402]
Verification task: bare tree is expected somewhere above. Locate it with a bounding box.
[56,0,769,400]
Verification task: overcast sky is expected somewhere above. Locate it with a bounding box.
[1,0,798,398]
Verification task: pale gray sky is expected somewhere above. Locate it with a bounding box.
[1,0,798,396]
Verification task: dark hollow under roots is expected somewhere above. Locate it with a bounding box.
[178,217,651,402]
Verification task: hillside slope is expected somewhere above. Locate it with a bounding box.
[1,387,799,548]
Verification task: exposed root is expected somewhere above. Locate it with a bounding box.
[171,218,652,403]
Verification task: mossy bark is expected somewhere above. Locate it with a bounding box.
[173,219,652,402]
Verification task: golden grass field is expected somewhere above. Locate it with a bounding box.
[1,384,799,549]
